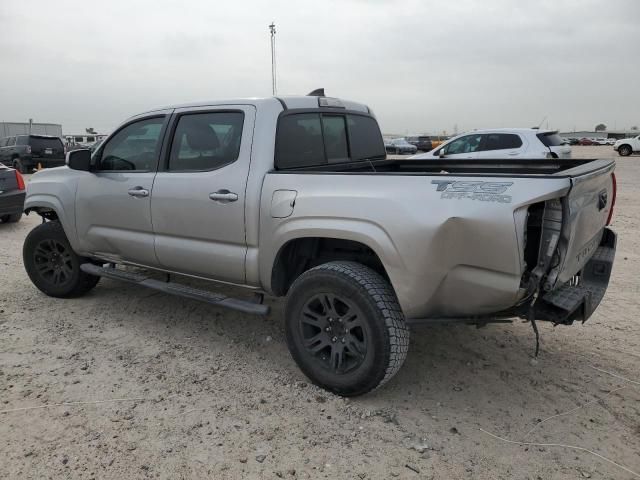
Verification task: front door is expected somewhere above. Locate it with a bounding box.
[151,105,255,284]
[75,114,169,266]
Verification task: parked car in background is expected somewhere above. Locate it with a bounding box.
[385,138,418,155]
[0,162,26,223]
[405,135,432,152]
[0,134,66,173]
[605,138,617,146]
[429,136,448,149]
[578,138,596,146]
[65,134,108,151]
[613,134,640,156]
[592,138,608,146]
[411,129,572,160]
[566,137,580,145]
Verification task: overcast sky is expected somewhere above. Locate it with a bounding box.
[1,0,639,135]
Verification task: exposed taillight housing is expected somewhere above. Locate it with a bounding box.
[15,170,25,190]
[606,172,616,225]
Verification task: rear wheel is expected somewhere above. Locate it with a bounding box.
[23,221,100,298]
[0,213,21,223]
[285,261,409,396]
[618,145,632,157]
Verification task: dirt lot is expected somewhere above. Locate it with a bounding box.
[1,146,638,479]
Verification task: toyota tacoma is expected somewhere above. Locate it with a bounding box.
[21,92,617,396]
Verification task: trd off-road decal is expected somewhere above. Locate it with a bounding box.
[431,180,513,203]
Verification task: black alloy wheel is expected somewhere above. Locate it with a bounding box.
[299,293,368,374]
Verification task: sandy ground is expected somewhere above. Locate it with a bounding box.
[0,146,638,479]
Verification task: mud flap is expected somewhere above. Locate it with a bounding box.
[535,228,616,324]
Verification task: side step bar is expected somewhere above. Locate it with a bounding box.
[80,263,270,316]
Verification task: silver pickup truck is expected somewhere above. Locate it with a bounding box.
[22,93,617,396]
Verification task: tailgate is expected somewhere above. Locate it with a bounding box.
[549,159,615,287]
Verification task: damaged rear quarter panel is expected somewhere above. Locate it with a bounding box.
[260,172,571,319]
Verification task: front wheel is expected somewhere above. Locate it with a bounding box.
[618,145,632,157]
[285,261,409,396]
[23,221,100,298]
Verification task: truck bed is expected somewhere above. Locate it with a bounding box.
[274,158,613,178]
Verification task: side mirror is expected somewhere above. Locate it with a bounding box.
[66,149,92,171]
[439,149,446,158]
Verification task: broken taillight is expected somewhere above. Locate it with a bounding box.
[606,172,616,225]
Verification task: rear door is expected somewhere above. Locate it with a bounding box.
[75,114,169,265]
[150,105,255,284]
[475,133,526,159]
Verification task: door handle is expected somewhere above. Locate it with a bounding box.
[128,187,149,198]
[209,190,238,203]
[507,151,519,156]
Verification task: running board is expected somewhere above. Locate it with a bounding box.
[80,263,270,316]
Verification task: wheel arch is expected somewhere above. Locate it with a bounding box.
[266,224,404,298]
[24,195,80,251]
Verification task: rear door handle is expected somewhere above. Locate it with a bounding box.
[128,186,149,198]
[209,190,238,203]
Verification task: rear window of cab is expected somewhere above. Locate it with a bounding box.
[275,112,386,169]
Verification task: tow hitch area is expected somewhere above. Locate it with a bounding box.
[533,228,616,324]
[80,263,270,316]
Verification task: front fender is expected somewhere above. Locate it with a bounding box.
[24,195,79,251]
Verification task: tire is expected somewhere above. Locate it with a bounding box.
[12,158,28,174]
[285,261,409,396]
[1,213,21,223]
[618,144,632,157]
[23,221,100,298]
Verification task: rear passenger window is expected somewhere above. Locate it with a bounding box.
[169,112,244,171]
[483,134,523,150]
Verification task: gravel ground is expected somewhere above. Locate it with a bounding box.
[1,146,638,479]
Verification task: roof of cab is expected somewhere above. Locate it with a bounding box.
[136,95,370,117]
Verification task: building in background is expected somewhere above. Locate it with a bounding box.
[1,121,63,138]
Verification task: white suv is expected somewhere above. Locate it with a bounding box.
[410,128,571,160]
[613,135,640,156]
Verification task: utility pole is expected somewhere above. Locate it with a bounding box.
[269,22,277,95]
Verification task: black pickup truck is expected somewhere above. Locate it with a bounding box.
[0,135,65,174]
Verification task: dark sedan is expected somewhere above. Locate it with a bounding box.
[385,138,418,155]
[0,162,26,223]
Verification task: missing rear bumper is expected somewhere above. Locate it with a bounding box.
[528,228,616,325]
